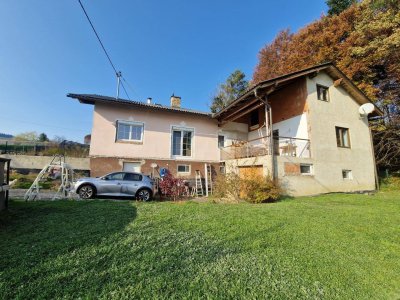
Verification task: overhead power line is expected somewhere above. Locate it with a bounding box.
[77,0,132,100]
[120,78,131,100]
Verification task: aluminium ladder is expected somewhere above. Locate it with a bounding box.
[205,163,213,196]
[195,170,204,197]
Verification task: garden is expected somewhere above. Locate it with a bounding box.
[1,189,399,299]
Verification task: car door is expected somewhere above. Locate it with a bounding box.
[97,172,124,195]
[120,173,142,196]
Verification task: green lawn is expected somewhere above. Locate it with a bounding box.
[1,192,399,299]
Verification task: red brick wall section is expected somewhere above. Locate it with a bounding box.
[90,157,220,179]
[90,157,121,177]
[284,162,300,175]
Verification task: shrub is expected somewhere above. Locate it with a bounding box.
[241,175,281,203]
[381,173,400,191]
[213,170,282,204]
[213,173,242,203]
[159,173,187,201]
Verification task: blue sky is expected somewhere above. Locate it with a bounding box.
[0,0,327,142]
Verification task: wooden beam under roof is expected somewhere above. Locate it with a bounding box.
[219,102,265,125]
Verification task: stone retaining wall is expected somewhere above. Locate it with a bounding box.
[0,155,90,171]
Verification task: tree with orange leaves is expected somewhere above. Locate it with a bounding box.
[253,0,399,121]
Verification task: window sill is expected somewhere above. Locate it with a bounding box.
[337,146,351,149]
[172,155,193,160]
[116,140,143,145]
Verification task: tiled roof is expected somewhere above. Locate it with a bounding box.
[67,93,212,117]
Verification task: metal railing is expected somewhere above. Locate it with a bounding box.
[220,135,311,160]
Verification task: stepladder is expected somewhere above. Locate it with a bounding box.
[195,170,204,197]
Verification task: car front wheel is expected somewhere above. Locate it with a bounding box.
[136,189,152,201]
[78,184,96,199]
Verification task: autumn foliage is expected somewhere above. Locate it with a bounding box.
[253,0,400,117]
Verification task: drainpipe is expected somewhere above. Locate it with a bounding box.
[368,122,380,191]
[254,88,274,180]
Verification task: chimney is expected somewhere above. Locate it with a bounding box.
[147,97,152,104]
[170,94,181,108]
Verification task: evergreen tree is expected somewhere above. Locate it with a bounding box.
[210,70,248,113]
[39,133,49,142]
[326,0,357,16]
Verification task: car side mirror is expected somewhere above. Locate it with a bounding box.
[101,176,109,180]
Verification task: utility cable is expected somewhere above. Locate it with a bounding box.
[77,0,131,100]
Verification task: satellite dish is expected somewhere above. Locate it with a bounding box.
[359,103,375,116]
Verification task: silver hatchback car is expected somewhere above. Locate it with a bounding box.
[73,172,154,201]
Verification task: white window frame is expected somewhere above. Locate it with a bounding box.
[300,164,313,175]
[116,120,144,142]
[342,169,353,180]
[171,126,194,158]
[177,164,191,174]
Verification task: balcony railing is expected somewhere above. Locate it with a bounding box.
[220,136,311,160]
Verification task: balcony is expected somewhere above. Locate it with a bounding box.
[220,136,311,160]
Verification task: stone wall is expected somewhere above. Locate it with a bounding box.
[0,155,90,171]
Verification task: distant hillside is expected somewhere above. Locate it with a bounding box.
[0,133,14,139]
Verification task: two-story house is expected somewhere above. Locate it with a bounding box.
[68,63,382,196]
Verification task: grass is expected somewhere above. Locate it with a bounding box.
[0,192,399,299]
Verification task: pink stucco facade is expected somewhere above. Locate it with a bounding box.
[90,103,220,162]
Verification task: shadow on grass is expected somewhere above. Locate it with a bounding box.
[0,200,137,298]
[277,195,295,202]
[0,200,249,298]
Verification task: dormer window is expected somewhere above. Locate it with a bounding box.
[317,84,329,101]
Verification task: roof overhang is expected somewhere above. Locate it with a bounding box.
[67,93,213,118]
[213,63,383,122]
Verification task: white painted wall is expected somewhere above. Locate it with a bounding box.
[218,122,248,147]
[272,113,308,139]
[272,113,310,157]
[248,126,267,141]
